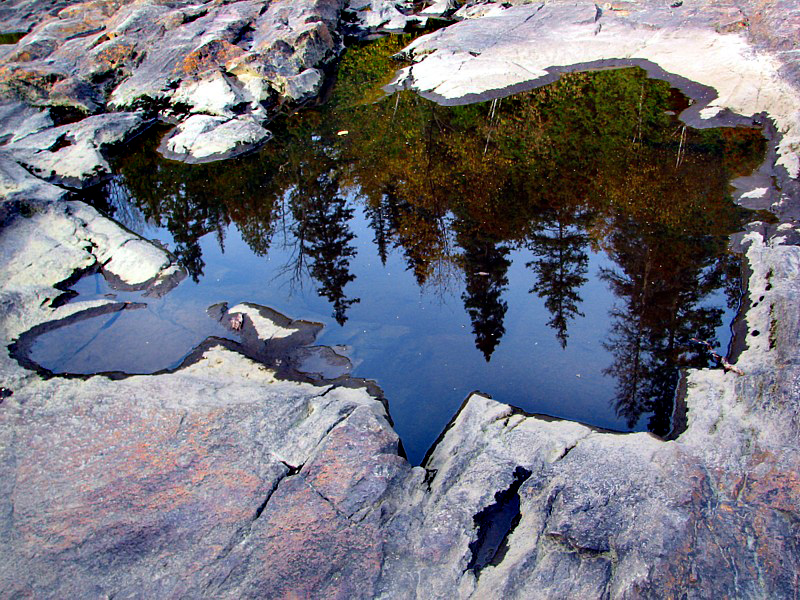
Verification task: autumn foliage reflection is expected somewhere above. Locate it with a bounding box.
[91,34,765,435]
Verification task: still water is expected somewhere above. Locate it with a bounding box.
[29,36,766,463]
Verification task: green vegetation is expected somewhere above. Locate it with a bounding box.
[0,32,27,45]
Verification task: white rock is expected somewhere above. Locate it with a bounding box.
[171,71,245,117]
[6,112,147,187]
[420,0,454,18]
[399,3,800,177]
[740,187,769,199]
[229,303,298,340]
[159,114,271,163]
[0,151,67,202]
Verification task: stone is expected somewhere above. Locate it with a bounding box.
[347,0,420,33]
[171,71,247,118]
[420,0,456,18]
[1,0,800,597]
[6,111,148,188]
[0,149,67,202]
[0,0,347,167]
[0,100,51,144]
[284,67,323,102]
[391,1,800,177]
[0,199,412,598]
[157,114,272,164]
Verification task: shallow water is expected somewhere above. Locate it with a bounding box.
[30,36,766,464]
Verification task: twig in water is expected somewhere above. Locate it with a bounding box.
[676,125,686,167]
[690,338,745,375]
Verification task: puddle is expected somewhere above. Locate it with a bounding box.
[25,34,767,464]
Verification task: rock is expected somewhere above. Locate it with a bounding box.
[171,71,248,118]
[0,149,67,202]
[203,404,413,598]
[0,199,413,598]
[0,0,81,34]
[1,0,800,597]
[0,100,51,144]
[0,0,348,168]
[346,0,423,33]
[6,111,148,187]
[48,76,104,114]
[419,0,456,19]
[157,114,271,164]
[284,67,323,102]
[391,1,800,177]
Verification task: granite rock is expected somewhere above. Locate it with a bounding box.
[157,114,271,163]
[390,1,800,177]
[1,1,800,597]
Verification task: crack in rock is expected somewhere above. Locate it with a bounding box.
[467,465,533,575]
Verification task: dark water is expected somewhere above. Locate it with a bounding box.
[0,32,27,45]
[29,35,766,464]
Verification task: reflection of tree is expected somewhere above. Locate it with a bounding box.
[290,172,360,325]
[599,216,731,436]
[96,124,282,281]
[363,189,394,265]
[594,143,750,435]
[83,35,767,433]
[458,223,511,361]
[526,206,591,348]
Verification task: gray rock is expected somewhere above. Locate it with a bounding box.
[284,67,324,102]
[0,100,51,144]
[1,1,800,598]
[0,149,66,202]
[157,114,271,164]
[346,0,425,33]
[6,111,148,188]
[0,0,347,168]
[0,200,408,598]
[391,1,800,178]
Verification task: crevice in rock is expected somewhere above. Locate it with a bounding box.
[304,477,354,522]
[423,468,437,491]
[216,460,301,561]
[279,460,302,476]
[467,465,532,576]
[556,440,579,462]
[46,133,73,153]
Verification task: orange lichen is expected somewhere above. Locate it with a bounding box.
[179,40,244,76]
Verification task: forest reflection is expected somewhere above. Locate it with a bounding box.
[87,35,765,437]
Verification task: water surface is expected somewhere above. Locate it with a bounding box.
[33,36,766,463]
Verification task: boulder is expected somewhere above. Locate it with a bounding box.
[157,114,271,164]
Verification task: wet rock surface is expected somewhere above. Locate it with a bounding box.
[1,0,800,597]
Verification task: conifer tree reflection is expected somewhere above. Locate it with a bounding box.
[600,217,729,436]
[457,223,512,361]
[290,172,360,325]
[526,206,591,348]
